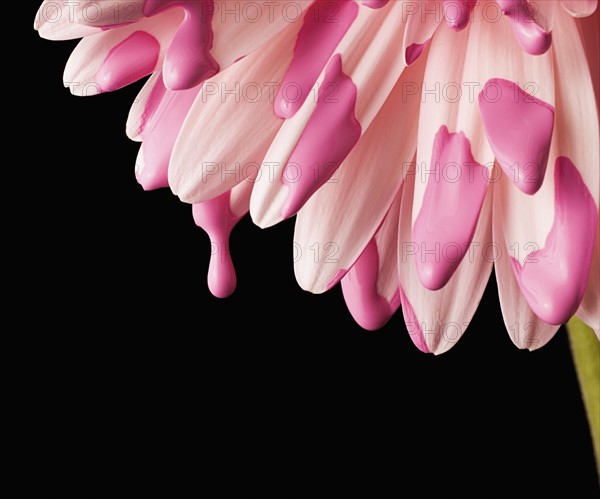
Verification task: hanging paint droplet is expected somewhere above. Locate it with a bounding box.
[193,191,243,298]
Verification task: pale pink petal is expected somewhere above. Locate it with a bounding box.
[576,8,599,107]
[552,12,600,204]
[413,17,501,290]
[133,73,202,191]
[210,1,315,68]
[71,0,145,26]
[63,10,183,96]
[493,176,561,350]
[341,190,402,331]
[562,0,598,17]
[126,72,163,141]
[169,20,302,203]
[292,55,426,294]
[398,165,494,355]
[529,0,557,32]
[34,0,101,40]
[402,0,441,64]
[553,11,600,335]
[250,1,409,228]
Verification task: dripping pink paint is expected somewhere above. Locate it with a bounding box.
[274,0,358,119]
[193,192,244,299]
[479,78,555,195]
[95,31,160,92]
[511,157,598,325]
[143,0,219,90]
[341,238,400,331]
[281,54,361,220]
[412,125,489,291]
[496,0,552,55]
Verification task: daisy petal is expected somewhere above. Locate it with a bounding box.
[134,73,202,191]
[510,158,597,326]
[554,10,600,334]
[402,0,441,64]
[414,17,505,289]
[341,190,402,331]
[493,179,561,350]
[293,55,426,293]
[576,8,599,106]
[398,166,494,355]
[561,0,598,17]
[35,0,101,40]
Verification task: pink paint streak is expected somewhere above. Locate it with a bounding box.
[274,0,358,119]
[399,287,430,353]
[405,41,428,65]
[143,0,219,90]
[496,0,552,55]
[136,75,201,190]
[360,0,390,8]
[95,31,159,92]
[193,191,244,299]
[341,239,400,331]
[281,54,361,220]
[511,157,598,325]
[443,0,476,31]
[413,126,489,290]
[479,78,554,195]
[511,157,598,324]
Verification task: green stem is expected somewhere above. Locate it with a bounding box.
[567,317,600,477]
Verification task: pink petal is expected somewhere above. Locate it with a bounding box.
[412,126,489,290]
[562,0,598,17]
[402,0,440,64]
[34,0,101,40]
[398,166,494,355]
[292,55,426,293]
[341,191,402,331]
[492,176,561,350]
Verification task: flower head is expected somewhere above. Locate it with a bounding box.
[35,0,599,353]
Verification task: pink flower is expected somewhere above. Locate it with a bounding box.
[35,0,599,353]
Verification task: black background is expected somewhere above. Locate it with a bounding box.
[28,4,598,492]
